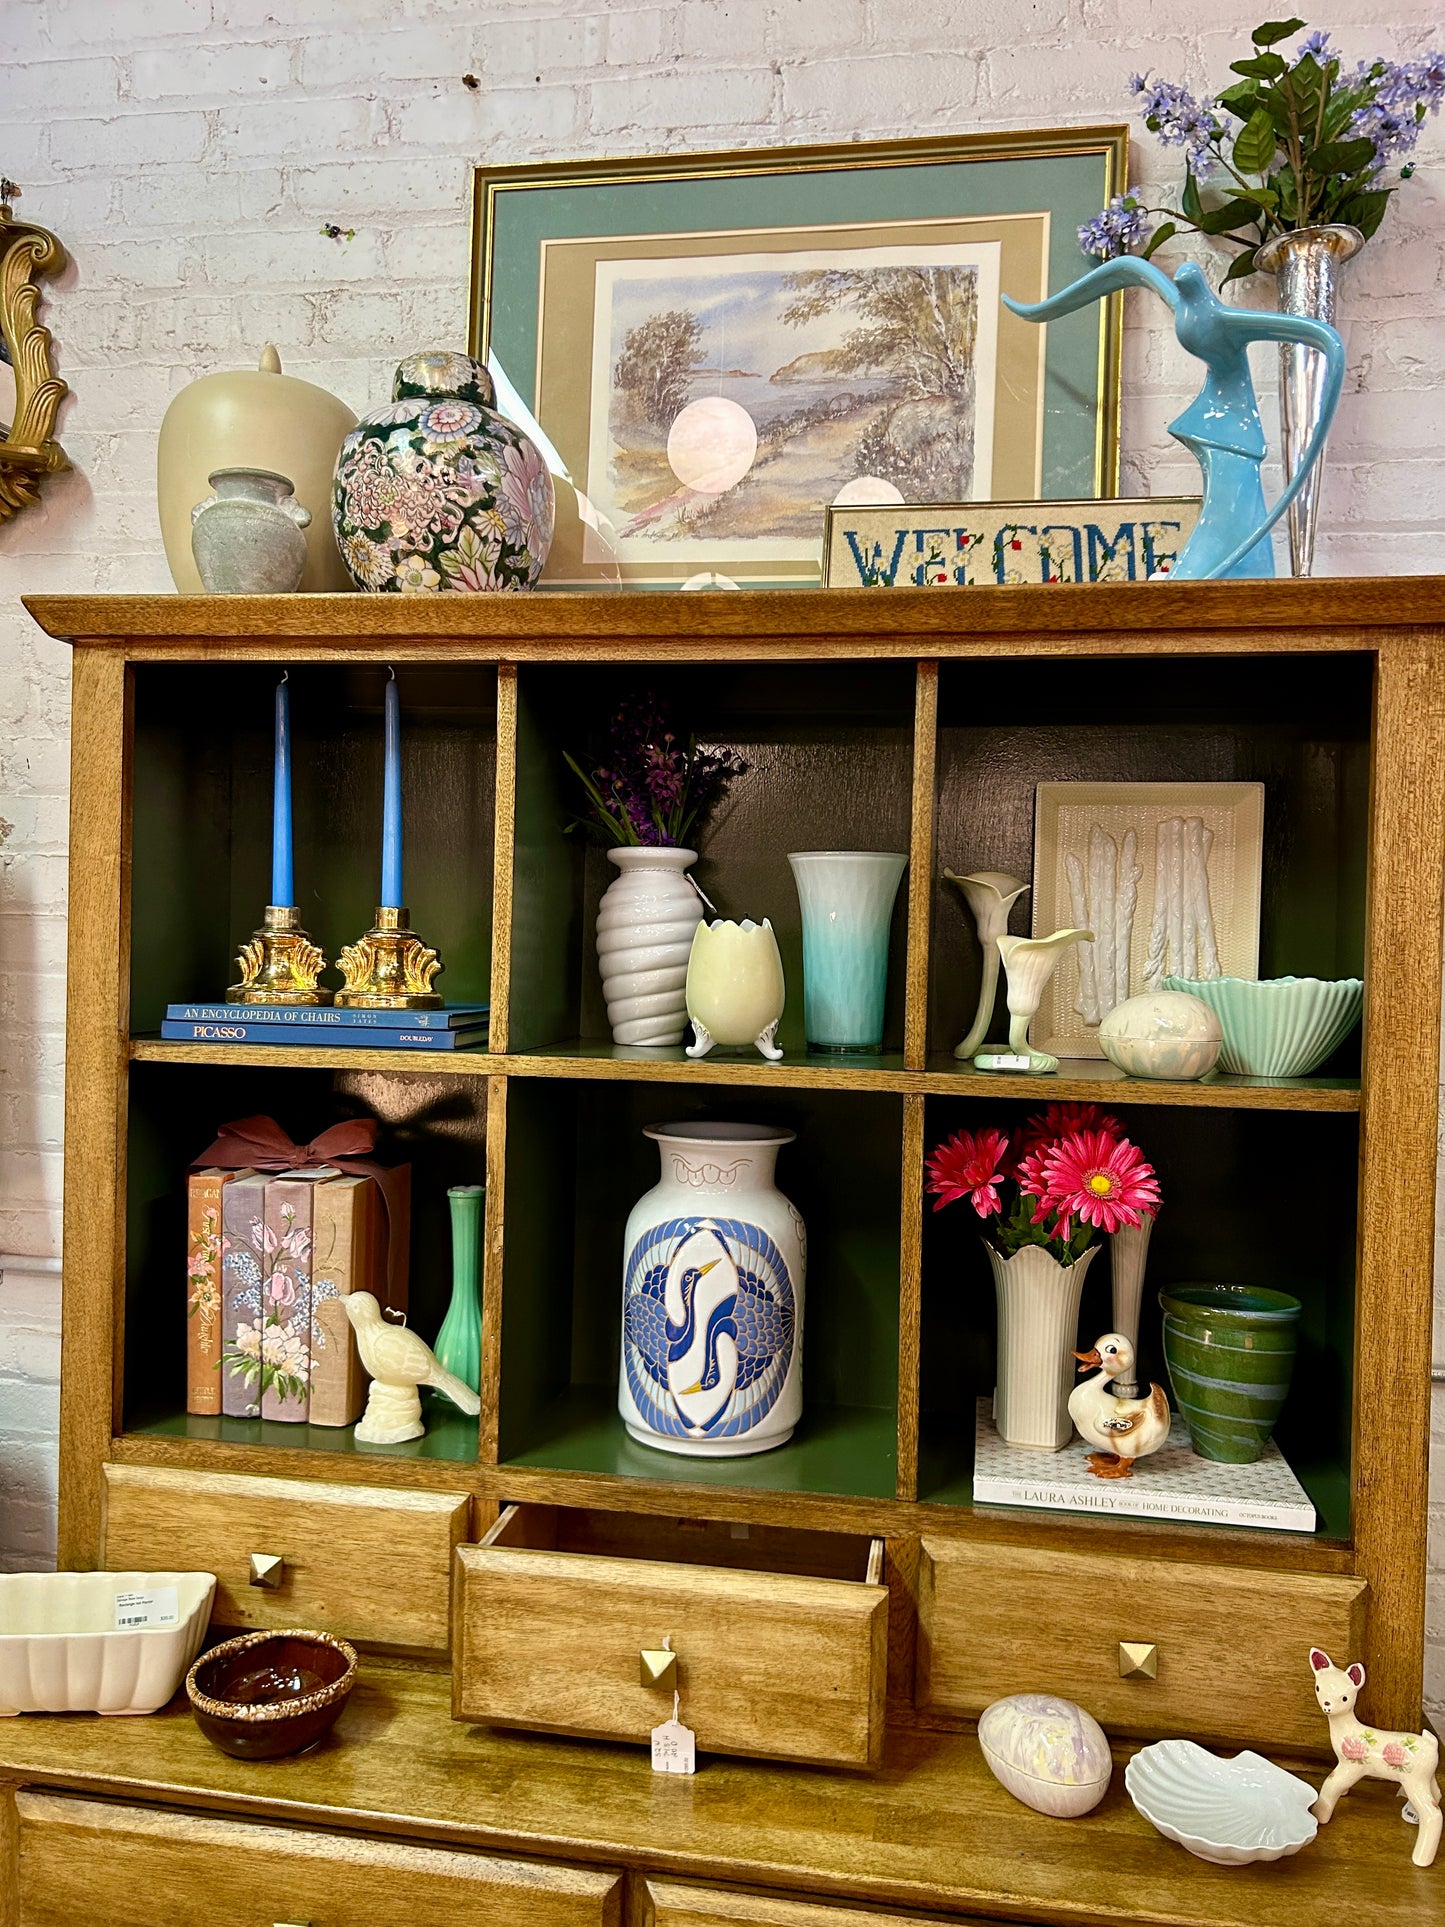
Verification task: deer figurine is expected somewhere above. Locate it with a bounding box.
[1308,1648,1442,1868]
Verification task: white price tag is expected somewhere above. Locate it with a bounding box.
[972,1050,1035,1072]
[113,1585,179,1631]
[651,1717,696,1775]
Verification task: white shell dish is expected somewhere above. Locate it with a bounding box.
[0,1570,216,1716]
[978,1693,1113,1816]
[1125,1739,1319,1864]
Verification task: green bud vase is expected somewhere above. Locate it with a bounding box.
[432,1185,484,1398]
[1158,1283,1301,1464]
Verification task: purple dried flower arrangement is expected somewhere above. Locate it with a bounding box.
[1079,18,1445,282]
[564,692,746,849]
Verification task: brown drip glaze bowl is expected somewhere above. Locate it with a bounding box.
[185,1628,357,1759]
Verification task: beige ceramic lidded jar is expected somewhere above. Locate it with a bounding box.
[157,346,357,592]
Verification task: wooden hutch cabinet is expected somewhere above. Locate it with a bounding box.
[2,578,1441,1926]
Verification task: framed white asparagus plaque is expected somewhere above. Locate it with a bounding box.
[1031,781,1264,1061]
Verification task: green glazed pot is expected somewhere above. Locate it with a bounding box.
[1158,1283,1301,1464]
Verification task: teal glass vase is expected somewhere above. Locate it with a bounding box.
[432,1184,484,1397]
[787,851,907,1052]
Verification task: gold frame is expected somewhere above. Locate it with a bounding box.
[0,198,68,523]
[468,126,1127,506]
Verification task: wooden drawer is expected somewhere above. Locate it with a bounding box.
[916,1538,1367,1750]
[455,1505,888,1767]
[101,1463,470,1651]
[7,1790,622,1927]
[636,1880,986,1926]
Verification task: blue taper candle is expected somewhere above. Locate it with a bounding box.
[271,675,294,906]
[380,672,403,909]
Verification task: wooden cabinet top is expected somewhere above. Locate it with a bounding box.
[0,1663,1438,1926]
[24,576,1445,654]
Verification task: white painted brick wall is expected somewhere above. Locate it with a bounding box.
[1,0,1442,1714]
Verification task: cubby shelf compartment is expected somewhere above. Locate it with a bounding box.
[128,1041,1361,1111]
[130,661,497,1032]
[492,1077,904,1505]
[916,1093,1359,1545]
[498,659,920,1059]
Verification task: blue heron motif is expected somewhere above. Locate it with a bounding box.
[1004,257,1345,580]
[624,1216,794,1440]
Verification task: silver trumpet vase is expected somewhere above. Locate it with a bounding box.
[1257,224,1363,578]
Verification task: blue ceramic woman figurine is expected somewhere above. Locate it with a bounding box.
[1004,259,1344,580]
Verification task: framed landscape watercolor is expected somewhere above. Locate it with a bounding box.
[470,130,1127,588]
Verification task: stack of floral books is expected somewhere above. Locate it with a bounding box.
[186,1162,410,1424]
[162,1002,489,1050]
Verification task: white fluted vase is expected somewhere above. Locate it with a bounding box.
[1108,1212,1155,1357]
[987,1241,1099,1450]
[596,847,703,1046]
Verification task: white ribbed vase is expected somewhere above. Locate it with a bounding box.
[988,1241,1100,1450]
[596,847,704,1046]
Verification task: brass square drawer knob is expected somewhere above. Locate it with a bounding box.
[249,1552,286,1589]
[1119,1640,1159,1679]
[640,1648,678,1690]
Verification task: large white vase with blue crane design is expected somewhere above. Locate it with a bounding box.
[619,1122,805,1457]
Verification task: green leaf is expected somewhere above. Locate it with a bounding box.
[1334,187,1392,238]
[1141,220,1178,258]
[1222,247,1261,284]
[1196,195,1266,233]
[1230,52,1287,79]
[1217,81,1269,121]
[1182,169,1204,224]
[1234,107,1281,173]
[1252,17,1306,45]
[1306,138,1378,176]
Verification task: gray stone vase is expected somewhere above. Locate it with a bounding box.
[191,467,312,593]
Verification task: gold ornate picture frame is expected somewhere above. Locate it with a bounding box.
[0,196,68,524]
[470,130,1126,587]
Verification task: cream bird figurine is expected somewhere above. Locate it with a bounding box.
[344,1291,481,1444]
[1067,1332,1170,1479]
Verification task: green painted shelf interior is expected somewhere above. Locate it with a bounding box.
[128,661,498,1032]
[498,1077,903,1501]
[918,1095,1358,1541]
[507,660,918,1056]
[126,1406,479,1464]
[929,651,1371,1073]
[124,1059,488,1440]
[501,1386,896,1499]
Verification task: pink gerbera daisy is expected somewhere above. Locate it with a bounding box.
[925,1127,1011,1218]
[1015,1102,1123,1157]
[1036,1129,1161,1239]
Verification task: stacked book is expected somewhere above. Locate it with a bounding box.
[186,1162,411,1424]
[162,1002,490,1050]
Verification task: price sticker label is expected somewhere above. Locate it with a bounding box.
[113,1585,179,1631]
[651,1716,697,1775]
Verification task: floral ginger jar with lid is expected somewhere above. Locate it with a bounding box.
[619,1122,806,1458]
[332,350,555,592]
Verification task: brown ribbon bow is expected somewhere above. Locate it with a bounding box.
[191,1115,406,1306]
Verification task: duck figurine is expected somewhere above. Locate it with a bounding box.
[1068,1332,1170,1479]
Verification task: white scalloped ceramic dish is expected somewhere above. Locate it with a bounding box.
[1125,1739,1319,1864]
[0,1569,215,1716]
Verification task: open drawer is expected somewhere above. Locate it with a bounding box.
[453,1504,888,1767]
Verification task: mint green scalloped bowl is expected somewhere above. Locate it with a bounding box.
[1161,975,1362,1078]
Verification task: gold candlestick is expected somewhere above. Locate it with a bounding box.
[334,905,443,1009]
[227,904,332,1005]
